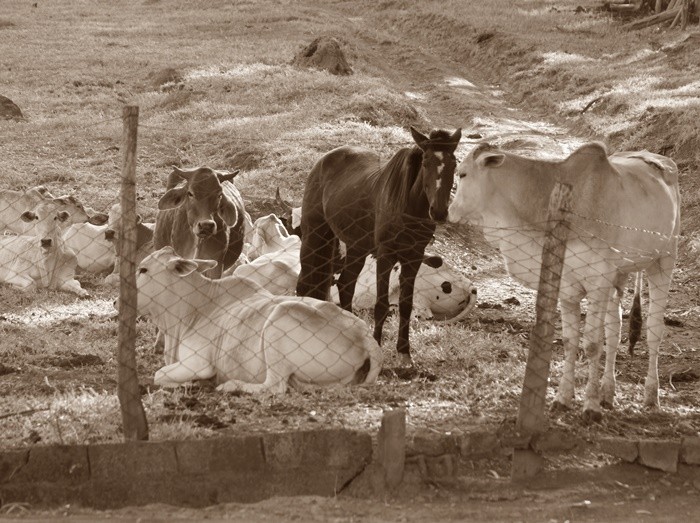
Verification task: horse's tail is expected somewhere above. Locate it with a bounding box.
[628,271,643,357]
[295,165,337,301]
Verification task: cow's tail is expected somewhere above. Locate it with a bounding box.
[628,271,644,357]
[354,335,383,385]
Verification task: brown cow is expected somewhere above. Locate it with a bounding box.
[154,166,247,278]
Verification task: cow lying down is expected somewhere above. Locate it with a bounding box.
[0,203,87,296]
[137,247,382,394]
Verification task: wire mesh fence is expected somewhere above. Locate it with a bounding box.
[0,106,684,480]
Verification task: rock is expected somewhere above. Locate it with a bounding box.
[147,67,183,90]
[638,440,680,473]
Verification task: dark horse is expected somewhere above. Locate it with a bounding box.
[296,126,462,366]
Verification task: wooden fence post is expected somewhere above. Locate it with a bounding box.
[516,182,573,435]
[118,105,149,441]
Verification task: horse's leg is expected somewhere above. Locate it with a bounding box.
[296,218,334,301]
[601,278,624,410]
[372,255,395,349]
[644,257,674,408]
[581,286,610,424]
[395,259,421,367]
[552,298,581,411]
[337,247,366,312]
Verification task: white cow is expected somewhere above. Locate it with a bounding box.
[330,254,478,322]
[102,203,155,286]
[0,202,88,296]
[448,142,680,421]
[63,222,116,274]
[1,188,106,236]
[136,247,382,394]
[0,186,54,231]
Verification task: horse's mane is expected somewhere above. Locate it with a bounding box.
[372,129,455,216]
[371,146,422,216]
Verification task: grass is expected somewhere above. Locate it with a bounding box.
[1,0,699,450]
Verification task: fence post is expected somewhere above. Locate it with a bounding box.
[118,105,149,441]
[516,182,573,434]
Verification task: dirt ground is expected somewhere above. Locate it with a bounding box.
[1,0,700,520]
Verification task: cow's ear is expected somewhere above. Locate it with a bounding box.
[217,169,240,183]
[218,196,239,226]
[423,255,443,269]
[477,152,505,168]
[446,128,462,152]
[193,259,218,273]
[88,213,109,226]
[20,211,38,222]
[158,187,188,210]
[166,258,200,277]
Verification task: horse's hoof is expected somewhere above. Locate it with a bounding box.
[600,399,614,410]
[397,353,413,367]
[550,400,570,413]
[582,409,603,424]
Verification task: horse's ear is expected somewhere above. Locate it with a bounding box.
[447,128,462,151]
[410,126,430,150]
[477,152,506,169]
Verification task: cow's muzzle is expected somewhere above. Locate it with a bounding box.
[40,238,52,249]
[195,220,216,238]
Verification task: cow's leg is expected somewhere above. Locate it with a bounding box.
[154,358,215,387]
[552,298,581,411]
[217,311,292,394]
[337,247,366,312]
[4,274,37,291]
[394,259,420,366]
[601,282,623,409]
[373,255,395,351]
[643,257,674,408]
[581,287,609,424]
[58,278,89,297]
[217,375,288,395]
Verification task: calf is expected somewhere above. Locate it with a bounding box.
[0,203,87,296]
[137,247,382,394]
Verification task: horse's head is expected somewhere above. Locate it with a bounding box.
[411,127,462,223]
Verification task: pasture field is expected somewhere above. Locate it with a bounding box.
[1,0,699,496]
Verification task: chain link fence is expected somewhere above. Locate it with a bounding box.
[0,106,682,480]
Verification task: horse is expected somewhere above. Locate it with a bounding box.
[296,126,462,366]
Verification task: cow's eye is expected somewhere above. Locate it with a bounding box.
[138,267,147,274]
[187,191,194,198]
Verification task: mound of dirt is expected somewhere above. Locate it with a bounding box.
[147,67,183,90]
[0,95,23,120]
[291,36,352,75]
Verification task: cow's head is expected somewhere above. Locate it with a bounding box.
[21,204,71,251]
[136,246,217,316]
[448,142,504,225]
[248,213,290,260]
[158,166,241,240]
[411,127,462,223]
